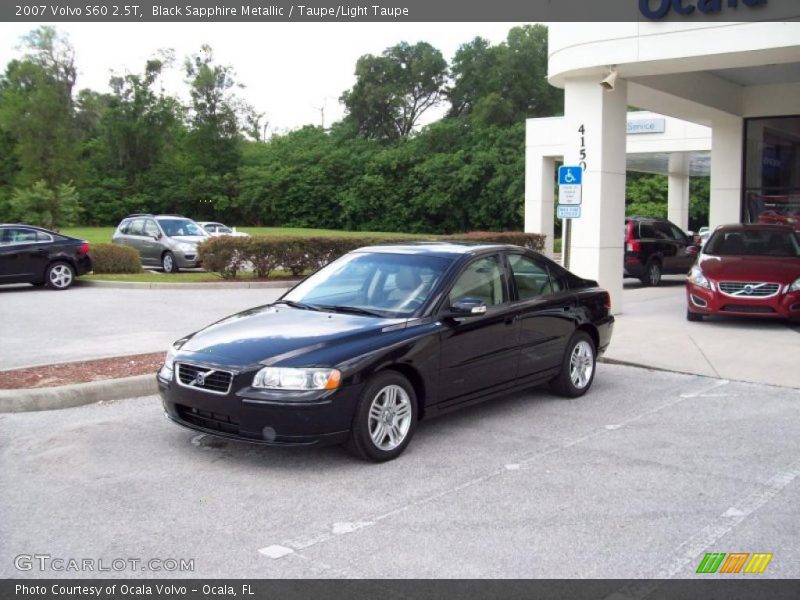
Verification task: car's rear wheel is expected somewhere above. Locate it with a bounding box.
[550,331,596,398]
[162,251,179,273]
[641,260,662,287]
[45,262,75,290]
[686,309,704,322]
[347,372,417,462]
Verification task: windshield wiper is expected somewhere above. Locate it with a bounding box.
[274,300,321,311]
[316,304,385,318]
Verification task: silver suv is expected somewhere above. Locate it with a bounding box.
[112,214,209,273]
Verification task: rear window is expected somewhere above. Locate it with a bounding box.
[638,222,656,238]
[704,229,800,257]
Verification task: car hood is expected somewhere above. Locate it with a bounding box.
[179,305,405,367]
[699,254,800,283]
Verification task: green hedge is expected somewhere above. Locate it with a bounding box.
[197,232,545,280]
[90,243,142,274]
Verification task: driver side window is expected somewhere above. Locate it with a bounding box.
[448,255,506,307]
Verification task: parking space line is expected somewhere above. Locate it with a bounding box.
[606,461,800,599]
[258,377,712,567]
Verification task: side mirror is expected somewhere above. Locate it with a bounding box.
[447,297,488,318]
[686,246,699,257]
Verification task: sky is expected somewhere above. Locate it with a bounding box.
[0,22,526,134]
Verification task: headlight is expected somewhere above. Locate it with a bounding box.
[177,242,196,252]
[159,343,183,380]
[688,266,711,290]
[790,277,800,293]
[252,367,341,391]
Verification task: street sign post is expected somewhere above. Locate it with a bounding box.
[557,205,581,219]
[558,165,583,271]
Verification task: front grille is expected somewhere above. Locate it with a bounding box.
[176,404,239,434]
[720,305,776,314]
[176,363,233,395]
[719,281,780,298]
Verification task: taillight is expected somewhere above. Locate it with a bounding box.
[625,221,640,252]
[78,242,90,255]
[603,292,611,311]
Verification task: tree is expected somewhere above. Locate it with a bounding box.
[448,25,563,126]
[341,41,447,139]
[8,180,81,228]
[0,27,80,187]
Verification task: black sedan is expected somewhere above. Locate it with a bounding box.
[158,243,614,461]
[0,224,92,290]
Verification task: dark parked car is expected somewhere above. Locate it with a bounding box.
[0,224,92,290]
[686,224,800,322]
[158,242,614,462]
[624,217,700,286]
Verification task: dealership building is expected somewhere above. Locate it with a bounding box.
[525,20,800,311]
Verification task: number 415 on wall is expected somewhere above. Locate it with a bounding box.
[578,125,587,171]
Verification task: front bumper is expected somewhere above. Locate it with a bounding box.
[175,251,200,269]
[158,368,361,446]
[686,281,800,320]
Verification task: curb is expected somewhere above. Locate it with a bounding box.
[0,374,158,414]
[80,279,298,290]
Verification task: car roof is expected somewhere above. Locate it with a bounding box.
[714,223,796,233]
[0,223,57,233]
[351,241,528,258]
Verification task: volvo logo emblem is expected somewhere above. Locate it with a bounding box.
[193,372,207,386]
[744,285,754,295]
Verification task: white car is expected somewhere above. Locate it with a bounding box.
[198,222,250,238]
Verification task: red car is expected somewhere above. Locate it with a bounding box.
[686,224,800,322]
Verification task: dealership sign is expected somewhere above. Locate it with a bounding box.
[639,0,767,20]
[627,119,666,135]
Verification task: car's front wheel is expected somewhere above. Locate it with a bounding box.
[45,261,75,290]
[550,331,596,398]
[162,251,179,273]
[347,371,417,462]
[686,309,704,322]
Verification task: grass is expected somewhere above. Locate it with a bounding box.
[62,226,430,245]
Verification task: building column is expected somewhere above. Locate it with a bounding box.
[668,153,690,232]
[524,155,555,257]
[563,76,628,314]
[710,115,744,229]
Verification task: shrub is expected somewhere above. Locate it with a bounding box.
[196,236,245,279]
[444,231,546,251]
[90,243,142,274]
[197,232,547,279]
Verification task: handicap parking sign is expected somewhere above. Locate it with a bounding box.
[558,166,582,186]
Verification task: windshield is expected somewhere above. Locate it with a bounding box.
[157,218,206,237]
[283,252,453,317]
[704,229,800,257]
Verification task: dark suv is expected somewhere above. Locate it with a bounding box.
[112,214,208,273]
[624,217,700,286]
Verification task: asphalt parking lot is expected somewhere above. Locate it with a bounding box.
[0,284,284,369]
[2,363,799,579]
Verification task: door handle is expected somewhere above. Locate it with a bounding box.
[563,306,571,312]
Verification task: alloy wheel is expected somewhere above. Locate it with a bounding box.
[368,384,412,451]
[569,340,595,390]
[49,264,73,289]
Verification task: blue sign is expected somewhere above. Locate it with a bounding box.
[558,166,582,186]
[557,205,581,220]
[639,0,767,20]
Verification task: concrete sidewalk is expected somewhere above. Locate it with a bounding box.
[605,276,800,388]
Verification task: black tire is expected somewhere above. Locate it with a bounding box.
[162,251,179,273]
[346,371,418,462]
[640,260,662,287]
[686,309,704,322]
[550,330,597,398]
[45,261,75,290]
